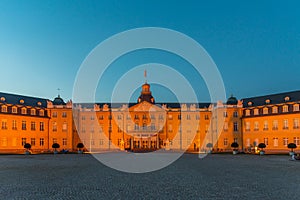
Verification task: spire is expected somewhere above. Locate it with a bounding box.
[57,88,61,98]
[144,69,147,83]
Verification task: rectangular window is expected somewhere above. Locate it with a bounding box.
[233,122,238,132]
[12,120,17,130]
[22,121,26,130]
[31,121,36,131]
[40,122,44,131]
[294,137,300,145]
[53,138,57,144]
[204,115,209,120]
[151,123,156,131]
[62,122,67,132]
[233,111,238,118]
[62,112,67,118]
[273,138,278,147]
[53,122,57,132]
[272,107,278,114]
[263,121,268,131]
[234,138,238,143]
[272,120,278,130]
[293,118,299,129]
[99,115,104,120]
[40,138,44,146]
[99,139,104,145]
[31,138,35,146]
[283,138,288,146]
[254,109,259,115]
[245,122,250,131]
[22,138,26,146]
[63,138,67,146]
[246,139,250,147]
[223,122,228,131]
[1,137,7,146]
[264,138,268,145]
[178,114,181,120]
[1,120,7,130]
[205,124,209,133]
[52,112,57,118]
[186,114,191,120]
[223,138,228,146]
[254,121,259,131]
[223,111,228,118]
[283,119,289,130]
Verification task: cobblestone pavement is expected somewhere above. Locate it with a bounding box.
[0,153,299,200]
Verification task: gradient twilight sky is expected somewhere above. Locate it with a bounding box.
[0,0,300,103]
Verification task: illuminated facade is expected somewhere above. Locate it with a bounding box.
[0,84,300,153]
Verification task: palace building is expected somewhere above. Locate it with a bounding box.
[0,82,300,153]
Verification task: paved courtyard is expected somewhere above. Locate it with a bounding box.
[0,153,299,200]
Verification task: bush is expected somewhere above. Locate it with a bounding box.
[77,143,84,149]
[206,143,213,148]
[258,143,266,149]
[288,143,297,151]
[52,143,60,149]
[231,142,239,149]
[24,143,31,150]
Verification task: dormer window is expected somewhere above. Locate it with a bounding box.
[284,96,290,101]
[293,104,299,112]
[263,107,269,115]
[272,106,278,114]
[283,105,289,113]
[254,108,259,115]
[1,105,7,113]
[39,110,44,116]
[31,109,36,115]
[265,99,270,104]
[245,110,250,116]
[21,107,27,114]
[20,99,24,104]
[37,102,42,106]
[0,97,5,102]
[12,107,17,113]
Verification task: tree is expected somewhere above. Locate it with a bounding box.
[206,143,213,148]
[258,143,266,150]
[231,142,239,150]
[77,143,84,153]
[52,143,60,152]
[24,143,31,150]
[77,143,84,149]
[288,143,297,152]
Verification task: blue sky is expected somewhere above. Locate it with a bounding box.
[0,0,300,103]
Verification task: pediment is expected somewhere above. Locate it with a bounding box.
[130,101,163,112]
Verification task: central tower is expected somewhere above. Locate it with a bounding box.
[137,70,155,104]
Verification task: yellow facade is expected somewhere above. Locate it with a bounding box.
[0,86,299,154]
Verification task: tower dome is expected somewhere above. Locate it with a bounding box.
[137,83,155,104]
[53,95,66,105]
[226,95,238,105]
